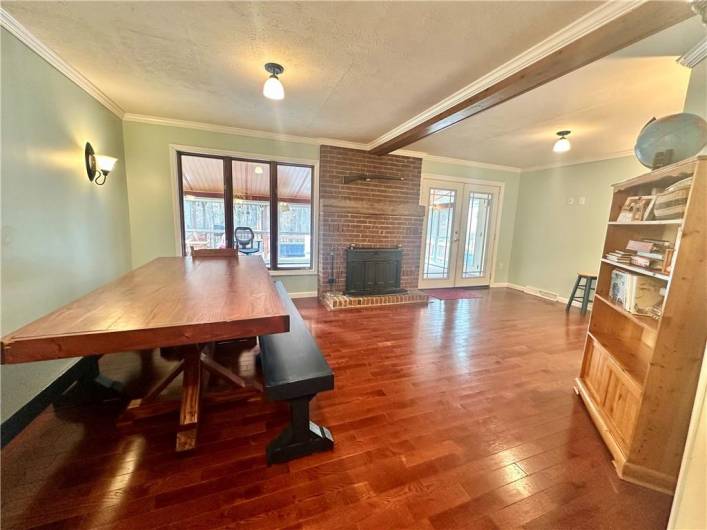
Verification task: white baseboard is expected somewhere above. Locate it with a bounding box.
[493,282,592,310]
[289,291,318,299]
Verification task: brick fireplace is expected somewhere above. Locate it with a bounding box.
[317,145,425,298]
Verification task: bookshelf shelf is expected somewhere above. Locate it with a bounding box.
[576,155,706,494]
[587,330,647,391]
[607,219,682,226]
[600,259,670,281]
[593,294,659,333]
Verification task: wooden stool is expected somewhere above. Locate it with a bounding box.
[566,273,597,315]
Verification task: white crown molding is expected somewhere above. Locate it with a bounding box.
[422,154,521,173]
[678,36,707,68]
[367,0,647,150]
[522,149,636,173]
[122,113,369,151]
[0,7,124,118]
[125,113,525,172]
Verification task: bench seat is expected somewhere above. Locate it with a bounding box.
[259,282,334,464]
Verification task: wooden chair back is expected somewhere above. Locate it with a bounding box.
[190,247,239,258]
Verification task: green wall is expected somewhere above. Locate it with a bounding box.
[1,30,132,420]
[421,159,520,284]
[508,156,647,297]
[122,121,320,294]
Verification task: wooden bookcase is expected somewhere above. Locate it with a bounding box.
[575,155,706,494]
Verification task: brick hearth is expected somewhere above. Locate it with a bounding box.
[321,290,429,310]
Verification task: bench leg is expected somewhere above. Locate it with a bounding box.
[266,395,334,465]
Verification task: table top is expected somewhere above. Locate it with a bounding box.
[1,256,289,364]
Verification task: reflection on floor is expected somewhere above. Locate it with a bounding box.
[1,288,673,529]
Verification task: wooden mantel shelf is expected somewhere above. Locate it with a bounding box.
[343,173,406,185]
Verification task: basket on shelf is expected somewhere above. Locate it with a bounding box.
[653,176,692,220]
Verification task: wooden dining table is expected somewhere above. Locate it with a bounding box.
[1,255,289,450]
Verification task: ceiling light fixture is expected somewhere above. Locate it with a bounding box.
[263,63,285,100]
[553,130,572,153]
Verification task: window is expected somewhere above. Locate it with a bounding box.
[178,152,315,270]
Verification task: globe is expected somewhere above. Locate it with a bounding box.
[634,113,707,169]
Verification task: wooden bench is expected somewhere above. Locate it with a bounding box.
[259,282,334,464]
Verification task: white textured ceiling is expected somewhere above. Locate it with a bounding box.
[4,1,600,143]
[409,18,705,169]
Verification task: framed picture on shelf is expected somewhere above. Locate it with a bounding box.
[616,195,656,222]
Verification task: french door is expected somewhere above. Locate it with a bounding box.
[419,179,500,288]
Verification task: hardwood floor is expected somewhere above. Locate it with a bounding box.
[1,288,673,529]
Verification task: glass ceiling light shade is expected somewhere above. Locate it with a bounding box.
[263,63,285,100]
[553,130,572,153]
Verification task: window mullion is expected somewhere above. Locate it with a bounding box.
[224,157,234,248]
[270,161,278,270]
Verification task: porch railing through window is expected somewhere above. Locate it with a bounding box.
[178,152,314,270]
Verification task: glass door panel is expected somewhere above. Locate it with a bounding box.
[454,184,498,287]
[461,192,492,278]
[232,160,270,265]
[420,182,463,287]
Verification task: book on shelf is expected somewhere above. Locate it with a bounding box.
[636,251,666,260]
[641,238,672,248]
[630,255,653,268]
[606,239,675,274]
[626,239,673,253]
[609,270,665,316]
[661,248,675,274]
[626,240,655,253]
[606,251,633,263]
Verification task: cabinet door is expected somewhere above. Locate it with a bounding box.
[583,339,611,404]
[604,369,641,448]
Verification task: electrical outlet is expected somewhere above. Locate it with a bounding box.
[579,196,586,205]
[568,197,575,205]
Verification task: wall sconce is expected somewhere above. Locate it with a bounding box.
[85,142,117,185]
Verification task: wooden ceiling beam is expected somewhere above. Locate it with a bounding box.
[369,2,695,156]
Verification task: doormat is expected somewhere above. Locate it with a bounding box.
[422,288,485,300]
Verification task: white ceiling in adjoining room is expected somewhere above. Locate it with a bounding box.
[3,1,600,143]
[409,18,705,169]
